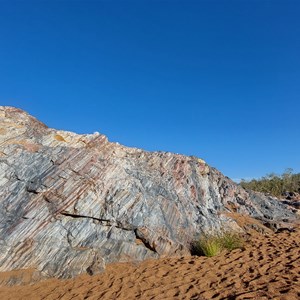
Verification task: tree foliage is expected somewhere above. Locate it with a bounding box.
[240,169,300,198]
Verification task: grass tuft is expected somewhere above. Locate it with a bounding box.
[219,231,244,251]
[192,230,244,257]
[196,235,222,257]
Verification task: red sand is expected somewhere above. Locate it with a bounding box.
[0,226,299,300]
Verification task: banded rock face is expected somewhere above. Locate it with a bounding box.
[0,106,297,282]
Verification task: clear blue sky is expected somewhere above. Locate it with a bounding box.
[1,1,299,181]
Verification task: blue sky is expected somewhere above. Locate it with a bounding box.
[1,0,299,181]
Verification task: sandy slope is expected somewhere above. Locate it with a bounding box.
[0,228,299,300]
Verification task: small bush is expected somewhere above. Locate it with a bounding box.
[192,230,244,257]
[240,169,300,198]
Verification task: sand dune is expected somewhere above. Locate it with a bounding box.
[0,227,299,300]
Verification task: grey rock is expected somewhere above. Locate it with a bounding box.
[0,106,298,283]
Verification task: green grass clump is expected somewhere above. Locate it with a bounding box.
[196,235,222,257]
[193,230,244,257]
[219,231,244,251]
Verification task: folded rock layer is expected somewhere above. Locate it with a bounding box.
[0,106,297,282]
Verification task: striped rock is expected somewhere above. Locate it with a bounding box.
[0,106,297,282]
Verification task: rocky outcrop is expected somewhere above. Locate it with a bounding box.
[281,192,300,211]
[0,106,298,282]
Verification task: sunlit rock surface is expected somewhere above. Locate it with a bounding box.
[0,106,297,282]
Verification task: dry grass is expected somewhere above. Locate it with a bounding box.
[193,230,244,257]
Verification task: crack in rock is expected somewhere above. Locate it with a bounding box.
[59,212,134,231]
[134,229,157,253]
